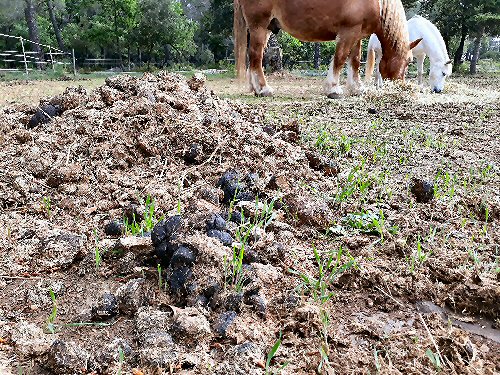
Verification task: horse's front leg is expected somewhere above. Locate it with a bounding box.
[324,31,359,99]
[248,27,273,96]
[346,40,364,95]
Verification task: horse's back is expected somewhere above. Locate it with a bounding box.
[239,0,380,42]
[408,16,447,57]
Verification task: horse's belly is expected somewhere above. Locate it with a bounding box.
[283,25,337,42]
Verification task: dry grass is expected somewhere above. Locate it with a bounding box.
[0,77,106,108]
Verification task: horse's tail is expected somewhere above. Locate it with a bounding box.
[365,38,376,83]
[233,0,246,80]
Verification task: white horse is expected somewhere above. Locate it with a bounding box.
[366,15,452,93]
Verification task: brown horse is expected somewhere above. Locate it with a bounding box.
[234,0,422,98]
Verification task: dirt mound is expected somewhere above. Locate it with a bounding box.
[0,72,498,374]
[0,71,340,374]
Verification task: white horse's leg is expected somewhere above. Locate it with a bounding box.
[416,54,425,86]
[375,53,383,89]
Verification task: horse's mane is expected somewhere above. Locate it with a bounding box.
[379,0,410,57]
[410,16,450,61]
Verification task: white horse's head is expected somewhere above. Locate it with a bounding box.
[429,60,452,93]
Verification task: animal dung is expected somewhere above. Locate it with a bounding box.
[410,178,434,203]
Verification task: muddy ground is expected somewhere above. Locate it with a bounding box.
[0,71,499,375]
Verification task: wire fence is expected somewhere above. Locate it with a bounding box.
[0,33,75,75]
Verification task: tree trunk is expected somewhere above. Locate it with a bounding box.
[263,33,282,73]
[314,43,321,69]
[470,33,482,74]
[453,24,467,71]
[442,34,450,56]
[46,0,65,51]
[24,0,43,65]
[112,0,122,65]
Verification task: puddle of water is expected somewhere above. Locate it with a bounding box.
[416,301,500,344]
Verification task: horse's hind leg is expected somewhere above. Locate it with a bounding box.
[324,30,360,99]
[346,40,364,95]
[375,53,383,88]
[248,27,273,96]
[416,54,425,86]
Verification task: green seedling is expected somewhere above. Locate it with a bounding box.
[265,332,289,375]
[315,127,334,154]
[434,170,458,199]
[224,237,246,293]
[47,289,57,334]
[123,214,142,236]
[143,195,156,232]
[335,159,373,204]
[224,197,277,292]
[157,264,163,290]
[408,236,430,274]
[42,196,51,217]
[117,347,125,375]
[426,349,442,372]
[291,245,356,304]
[123,195,163,236]
[343,210,398,241]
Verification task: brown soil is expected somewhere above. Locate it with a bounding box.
[0,72,499,375]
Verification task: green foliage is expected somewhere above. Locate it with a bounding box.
[199,0,233,61]
[278,32,338,69]
[2,0,499,70]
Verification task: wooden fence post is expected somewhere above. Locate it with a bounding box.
[49,46,55,70]
[72,48,76,75]
[20,37,29,75]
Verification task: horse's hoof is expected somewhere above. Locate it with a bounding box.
[255,86,274,97]
[327,92,342,99]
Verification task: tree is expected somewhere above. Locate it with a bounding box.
[313,43,320,69]
[133,0,196,68]
[420,0,500,73]
[46,0,65,51]
[24,0,43,62]
[200,0,233,61]
[470,3,500,73]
